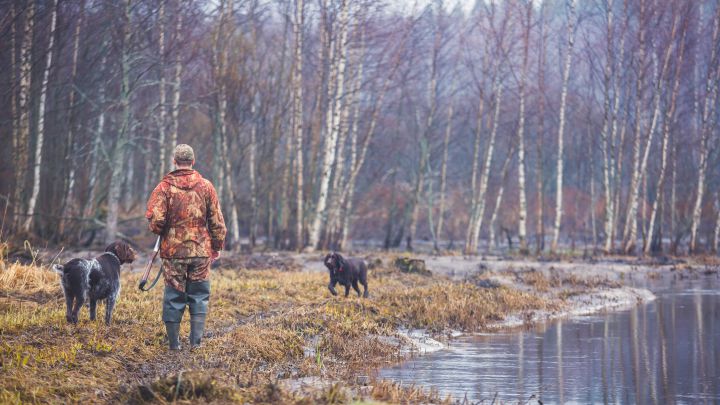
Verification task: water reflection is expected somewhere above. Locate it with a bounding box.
[380,277,720,403]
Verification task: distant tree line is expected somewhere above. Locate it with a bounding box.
[0,0,719,255]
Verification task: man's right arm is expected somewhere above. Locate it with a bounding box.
[145,183,167,235]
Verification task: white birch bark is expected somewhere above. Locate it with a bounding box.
[105,0,133,244]
[169,0,184,155]
[645,23,687,255]
[550,0,576,253]
[62,0,85,224]
[434,101,454,251]
[623,12,677,253]
[293,0,305,249]
[689,7,720,253]
[307,0,349,251]
[465,70,502,254]
[516,0,532,254]
[158,0,168,176]
[24,0,58,232]
[14,0,34,228]
[489,145,516,250]
[600,0,615,253]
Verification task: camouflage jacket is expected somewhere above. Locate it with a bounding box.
[145,169,227,258]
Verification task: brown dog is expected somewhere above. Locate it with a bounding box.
[324,252,369,298]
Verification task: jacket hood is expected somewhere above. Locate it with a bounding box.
[162,169,203,190]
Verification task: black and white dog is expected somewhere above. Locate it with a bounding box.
[324,252,369,298]
[53,242,136,325]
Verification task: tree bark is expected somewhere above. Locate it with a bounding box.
[293,0,305,250]
[105,0,133,244]
[307,0,349,251]
[689,6,720,253]
[516,0,532,254]
[550,0,577,253]
[465,69,502,255]
[489,145,516,251]
[645,19,687,255]
[158,0,168,176]
[14,0,34,229]
[169,0,184,156]
[434,101,454,251]
[24,0,58,232]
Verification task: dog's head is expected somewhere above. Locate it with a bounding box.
[324,252,346,273]
[105,241,136,264]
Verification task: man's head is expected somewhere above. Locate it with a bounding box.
[173,144,195,169]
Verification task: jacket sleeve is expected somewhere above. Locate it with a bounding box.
[205,181,227,251]
[145,183,168,235]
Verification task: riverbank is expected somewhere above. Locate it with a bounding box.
[1,251,702,403]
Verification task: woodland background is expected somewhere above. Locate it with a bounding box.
[1,0,719,255]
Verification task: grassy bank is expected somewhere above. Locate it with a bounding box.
[0,254,558,404]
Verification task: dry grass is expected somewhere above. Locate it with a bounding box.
[0,256,551,404]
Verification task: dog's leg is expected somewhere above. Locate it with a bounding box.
[104,296,117,326]
[360,264,369,298]
[71,296,85,324]
[351,281,362,297]
[328,280,338,296]
[344,284,351,297]
[65,294,74,323]
[89,299,97,321]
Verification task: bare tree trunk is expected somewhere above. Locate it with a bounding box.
[24,0,58,232]
[535,1,547,254]
[10,2,18,217]
[516,0,532,254]
[550,0,577,253]
[434,101,454,251]
[645,22,687,255]
[14,0,34,229]
[84,53,108,219]
[489,145,516,251]
[158,0,168,177]
[61,0,86,228]
[468,95,485,247]
[293,0,305,250]
[169,0,184,155]
[600,0,616,253]
[106,0,133,244]
[689,7,720,253]
[308,0,349,251]
[623,10,677,254]
[465,70,502,255]
[713,192,720,253]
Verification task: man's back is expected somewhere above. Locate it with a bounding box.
[146,169,226,258]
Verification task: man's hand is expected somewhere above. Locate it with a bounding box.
[211,250,220,263]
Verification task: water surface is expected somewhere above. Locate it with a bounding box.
[380,276,720,404]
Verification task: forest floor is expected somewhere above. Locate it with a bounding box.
[1,246,715,404]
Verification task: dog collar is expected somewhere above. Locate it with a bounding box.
[103,251,121,264]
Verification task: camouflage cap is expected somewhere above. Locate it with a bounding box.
[174,144,195,164]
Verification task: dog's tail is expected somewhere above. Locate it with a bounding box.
[52,264,65,274]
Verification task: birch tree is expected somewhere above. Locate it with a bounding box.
[689,5,720,253]
[14,0,34,229]
[307,0,349,251]
[550,0,576,254]
[515,0,531,254]
[24,0,58,232]
[292,0,305,249]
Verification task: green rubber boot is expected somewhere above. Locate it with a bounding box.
[187,281,210,348]
[165,322,181,350]
[162,286,186,350]
[189,314,206,348]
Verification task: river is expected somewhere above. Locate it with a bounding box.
[380,275,720,404]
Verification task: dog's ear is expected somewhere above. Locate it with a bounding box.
[106,241,136,264]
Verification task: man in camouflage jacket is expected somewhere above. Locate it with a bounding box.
[146,144,227,350]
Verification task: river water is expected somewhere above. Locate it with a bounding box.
[380,275,720,404]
